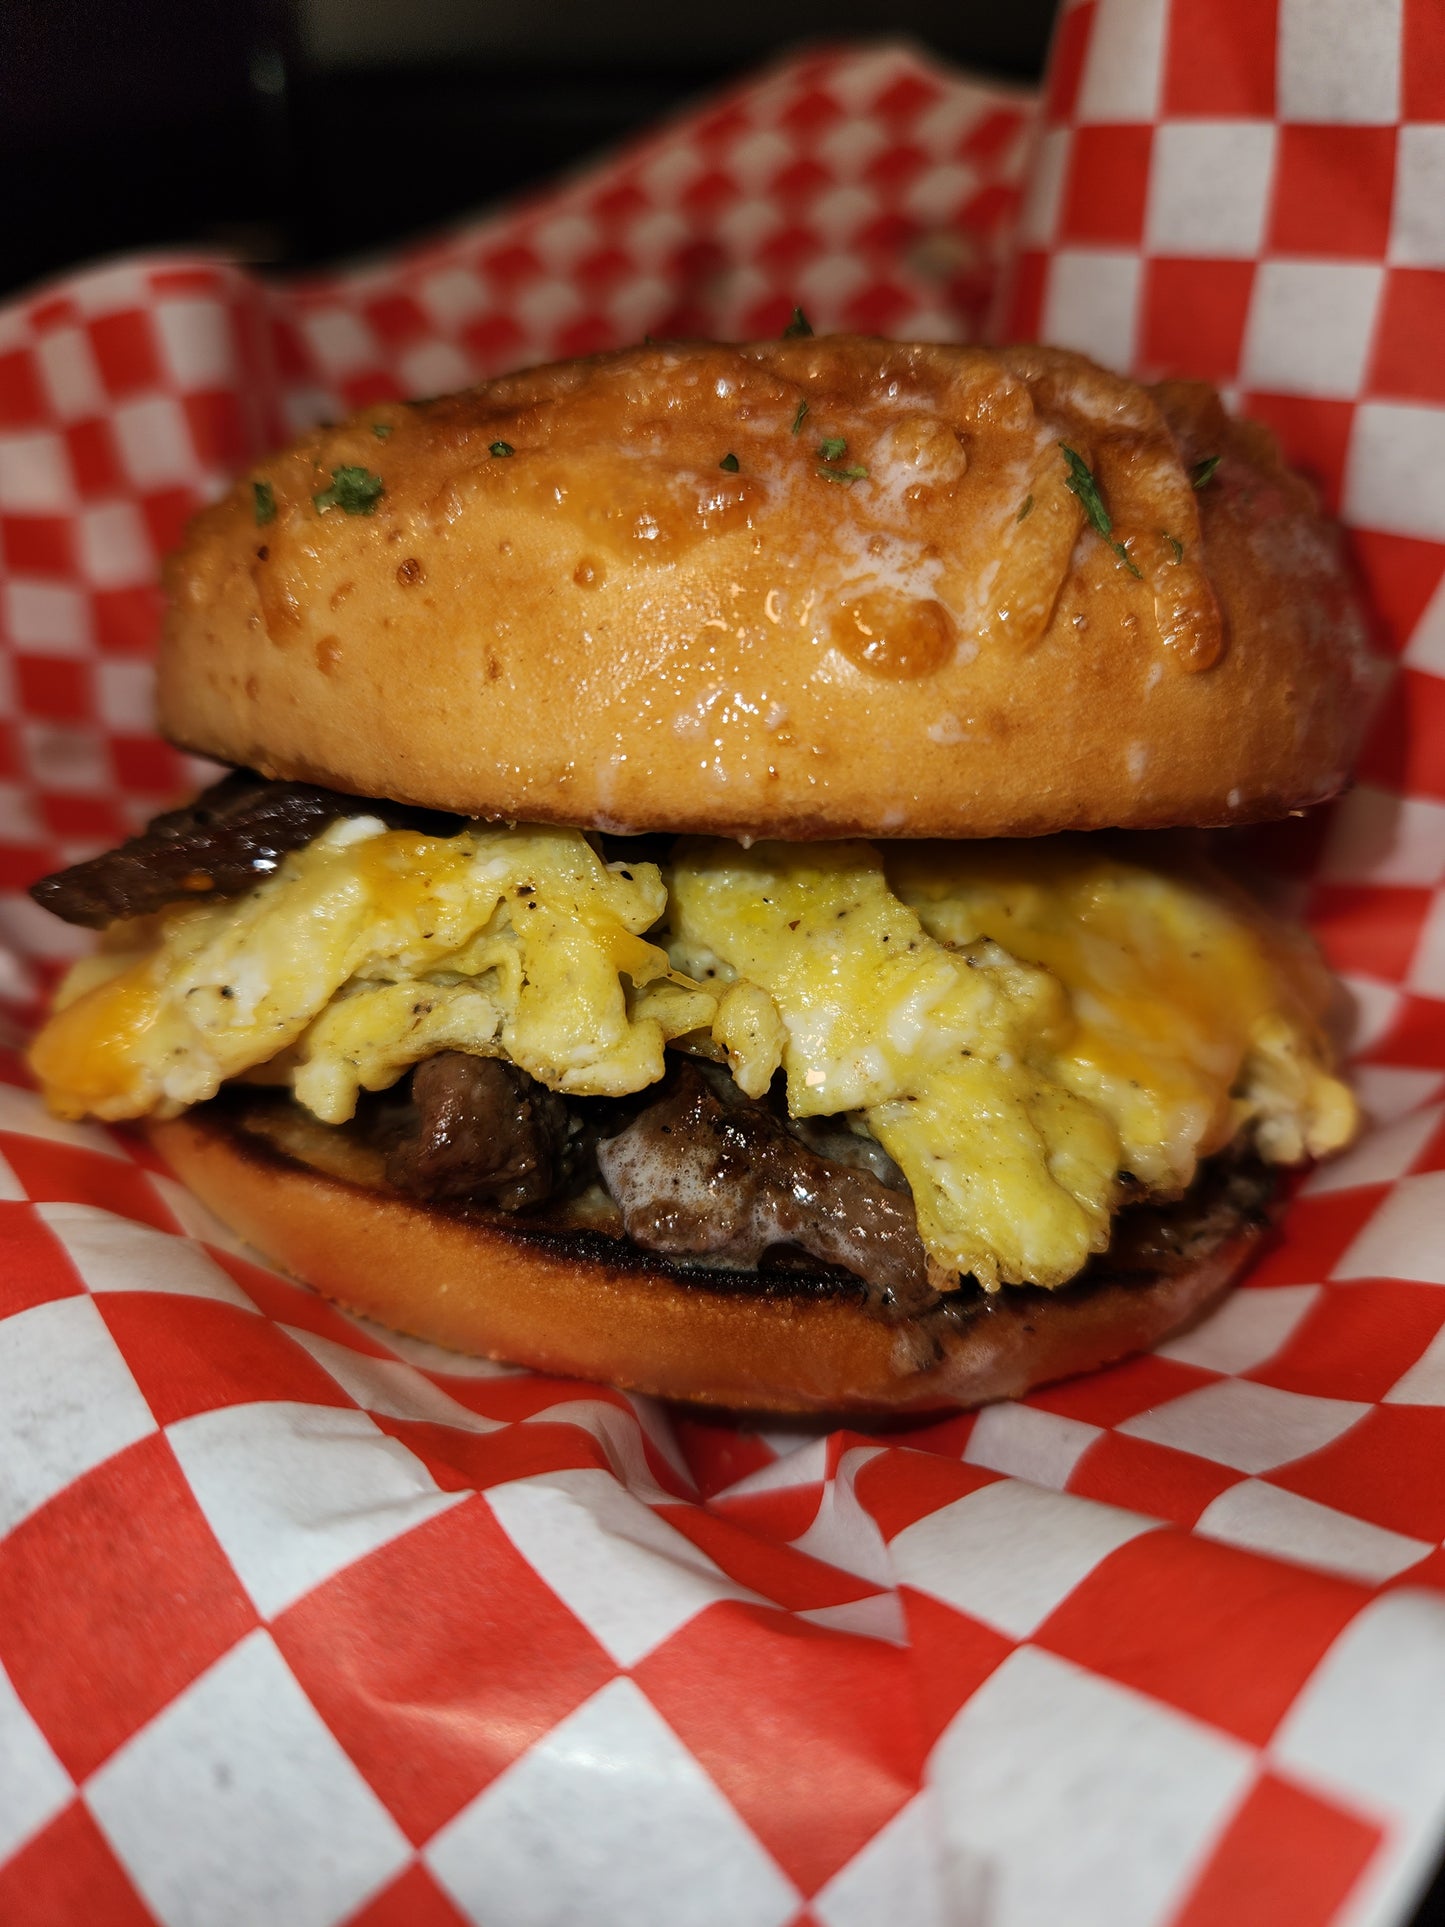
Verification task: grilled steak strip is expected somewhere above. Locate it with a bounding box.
[595,1063,937,1314]
[385,1053,574,1212]
[29,770,463,928]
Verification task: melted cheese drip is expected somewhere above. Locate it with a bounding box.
[29,821,1356,1292]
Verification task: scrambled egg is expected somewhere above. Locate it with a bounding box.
[30,818,1356,1291]
[668,839,1354,1289]
[29,819,713,1124]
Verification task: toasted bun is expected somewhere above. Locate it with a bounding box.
[150,1099,1271,1416]
[160,338,1374,842]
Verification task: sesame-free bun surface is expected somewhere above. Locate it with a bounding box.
[161,338,1374,840]
[150,1097,1270,1417]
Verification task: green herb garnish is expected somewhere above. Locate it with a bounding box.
[371,422,393,440]
[1017,494,1034,522]
[818,436,847,462]
[1060,444,1111,533]
[312,466,385,516]
[817,464,869,483]
[783,306,814,338]
[490,441,514,458]
[1164,532,1184,562]
[791,398,809,435]
[1060,443,1140,578]
[719,452,740,472]
[1191,454,1221,489]
[252,480,276,526]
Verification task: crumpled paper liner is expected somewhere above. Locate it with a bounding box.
[1,19,1443,1927]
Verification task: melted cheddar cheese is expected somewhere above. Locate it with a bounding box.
[29,818,1356,1291]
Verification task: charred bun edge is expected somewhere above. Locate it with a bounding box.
[149,1095,1278,1417]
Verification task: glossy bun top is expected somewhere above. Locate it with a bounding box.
[160,337,1375,837]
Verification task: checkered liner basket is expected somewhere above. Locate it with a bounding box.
[1,11,1444,1925]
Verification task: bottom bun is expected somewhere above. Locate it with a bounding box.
[150,1095,1276,1417]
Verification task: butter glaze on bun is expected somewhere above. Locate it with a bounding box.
[161,338,1375,841]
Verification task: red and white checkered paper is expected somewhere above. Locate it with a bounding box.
[1,21,1444,1927]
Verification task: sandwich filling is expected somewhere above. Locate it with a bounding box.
[29,774,1355,1298]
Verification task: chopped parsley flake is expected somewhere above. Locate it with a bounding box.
[252,480,276,526]
[783,306,814,338]
[791,398,809,435]
[1191,454,1221,489]
[1017,494,1034,522]
[1060,443,1140,579]
[1164,531,1184,562]
[817,464,869,483]
[371,422,393,440]
[489,441,515,458]
[312,466,385,515]
[818,436,847,462]
[1060,444,1112,534]
[719,452,740,472]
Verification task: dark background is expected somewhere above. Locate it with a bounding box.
[4,0,1057,301]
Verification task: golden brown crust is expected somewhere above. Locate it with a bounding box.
[160,338,1375,841]
[150,1101,1268,1416]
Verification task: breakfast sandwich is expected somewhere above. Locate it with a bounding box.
[25,336,1373,1412]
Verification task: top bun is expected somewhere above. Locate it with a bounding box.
[160,338,1375,840]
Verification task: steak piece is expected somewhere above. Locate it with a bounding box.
[29,770,463,928]
[1092,1159,1275,1278]
[386,1053,573,1211]
[596,1063,937,1314]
